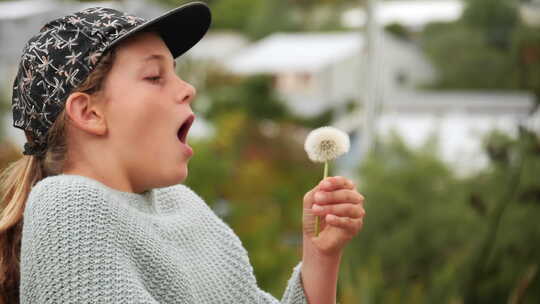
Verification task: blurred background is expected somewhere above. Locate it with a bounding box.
[1,0,539,303]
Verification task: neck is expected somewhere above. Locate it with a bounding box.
[62,155,140,193]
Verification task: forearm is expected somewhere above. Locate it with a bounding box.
[301,238,342,304]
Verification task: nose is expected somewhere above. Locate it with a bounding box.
[176,77,196,104]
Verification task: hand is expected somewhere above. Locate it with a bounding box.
[302,176,366,257]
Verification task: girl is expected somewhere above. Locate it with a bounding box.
[0,2,365,303]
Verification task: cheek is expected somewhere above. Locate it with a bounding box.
[123,109,162,137]
[106,99,154,141]
[103,83,174,148]
[120,108,173,149]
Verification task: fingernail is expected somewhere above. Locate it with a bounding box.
[322,181,331,188]
[312,204,323,211]
[315,192,325,202]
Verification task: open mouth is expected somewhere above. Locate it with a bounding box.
[177,114,195,144]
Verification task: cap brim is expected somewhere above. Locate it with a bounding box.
[108,1,211,58]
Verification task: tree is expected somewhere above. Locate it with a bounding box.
[462,0,519,49]
[340,134,474,303]
[336,129,540,304]
[512,24,540,105]
[462,128,540,304]
[422,22,518,89]
[420,0,522,90]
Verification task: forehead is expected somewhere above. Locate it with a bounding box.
[115,31,172,60]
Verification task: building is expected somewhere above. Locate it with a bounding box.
[225,30,434,117]
[216,24,538,175]
[341,0,464,31]
[520,0,540,26]
[187,31,249,63]
[377,91,536,174]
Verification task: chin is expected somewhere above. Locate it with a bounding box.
[172,166,189,185]
[162,157,189,184]
[145,166,187,189]
[177,172,188,184]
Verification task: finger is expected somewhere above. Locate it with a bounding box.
[325,214,363,236]
[319,176,356,191]
[313,189,364,205]
[312,203,365,219]
[303,184,325,209]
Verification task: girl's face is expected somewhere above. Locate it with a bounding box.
[100,32,196,191]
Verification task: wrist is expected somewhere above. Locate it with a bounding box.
[303,235,343,258]
[302,239,342,267]
[301,239,341,304]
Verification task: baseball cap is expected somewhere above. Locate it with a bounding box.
[11,1,211,157]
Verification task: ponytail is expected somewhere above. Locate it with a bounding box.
[0,109,69,304]
[0,154,44,303]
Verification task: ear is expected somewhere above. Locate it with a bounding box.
[65,92,107,136]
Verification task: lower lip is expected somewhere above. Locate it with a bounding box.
[180,141,193,157]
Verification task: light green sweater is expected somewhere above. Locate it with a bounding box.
[20,174,308,303]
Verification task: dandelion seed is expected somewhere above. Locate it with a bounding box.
[304,126,350,163]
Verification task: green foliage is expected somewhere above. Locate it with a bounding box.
[422,22,518,89]
[420,0,530,90]
[340,134,474,303]
[245,0,299,40]
[151,0,299,38]
[210,0,263,31]
[335,130,540,304]
[151,0,353,38]
[203,73,289,121]
[289,107,334,129]
[384,23,411,41]
[462,0,519,49]
[512,24,540,102]
[462,128,540,304]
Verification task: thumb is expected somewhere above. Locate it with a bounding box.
[303,188,316,210]
[302,181,325,209]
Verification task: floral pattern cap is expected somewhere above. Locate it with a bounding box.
[11,2,211,157]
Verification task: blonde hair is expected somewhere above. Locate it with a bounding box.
[0,49,116,304]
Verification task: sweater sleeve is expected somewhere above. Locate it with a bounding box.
[279,261,309,304]
[19,178,159,304]
[255,261,308,304]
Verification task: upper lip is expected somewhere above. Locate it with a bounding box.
[177,114,195,144]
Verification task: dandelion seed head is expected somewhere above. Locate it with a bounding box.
[304,126,350,163]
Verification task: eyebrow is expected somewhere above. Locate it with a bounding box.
[143,54,176,69]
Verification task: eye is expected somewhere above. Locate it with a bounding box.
[145,75,162,83]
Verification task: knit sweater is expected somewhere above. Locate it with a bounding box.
[20,174,308,303]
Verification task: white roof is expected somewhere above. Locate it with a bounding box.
[342,0,464,29]
[187,31,249,61]
[336,90,536,176]
[0,0,54,20]
[226,32,363,74]
[385,91,534,114]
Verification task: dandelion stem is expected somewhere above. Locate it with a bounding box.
[315,161,328,237]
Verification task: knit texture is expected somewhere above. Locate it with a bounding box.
[20,174,308,303]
